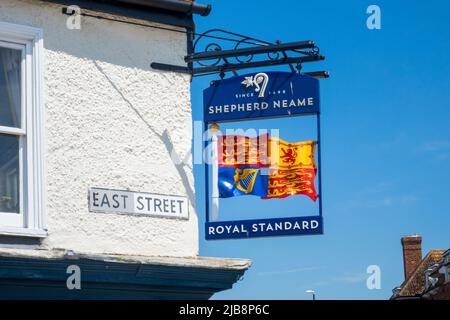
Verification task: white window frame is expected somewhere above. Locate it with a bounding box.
[0,21,46,238]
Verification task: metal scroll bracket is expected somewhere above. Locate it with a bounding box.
[151,29,330,78]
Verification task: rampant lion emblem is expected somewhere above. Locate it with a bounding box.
[280,147,298,165]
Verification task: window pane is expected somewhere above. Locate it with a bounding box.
[0,134,20,213]
[0,46,22,128]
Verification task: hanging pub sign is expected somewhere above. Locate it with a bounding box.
[203,71,323,240]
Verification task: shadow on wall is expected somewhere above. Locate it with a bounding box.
[92,61,195,205]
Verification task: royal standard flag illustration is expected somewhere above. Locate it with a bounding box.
[217,134,269,198]
[216,134,317,201]
[265,138,318,201]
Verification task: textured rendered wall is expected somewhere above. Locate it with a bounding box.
[0,0,198,257]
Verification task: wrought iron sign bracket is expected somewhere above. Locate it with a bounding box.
[151,29,330,79]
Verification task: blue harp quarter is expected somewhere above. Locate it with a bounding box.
[240,172,255,189]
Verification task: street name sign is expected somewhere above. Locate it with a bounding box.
[89,188,189,220]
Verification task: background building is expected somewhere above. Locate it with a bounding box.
[391,235,449,300]
[0,0,250,299]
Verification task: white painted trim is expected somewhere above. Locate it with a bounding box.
[0,21,46,236]
[0,126,26,135]
[0,21,43,45]
[0,212,22,226]
[0,226,47,238]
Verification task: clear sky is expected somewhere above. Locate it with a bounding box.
[190,0,450,299]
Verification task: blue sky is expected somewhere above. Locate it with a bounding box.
[190,0,450,299]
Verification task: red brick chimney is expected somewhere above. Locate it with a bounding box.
[401,235,422,280]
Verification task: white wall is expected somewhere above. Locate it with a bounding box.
[0,0,198,257]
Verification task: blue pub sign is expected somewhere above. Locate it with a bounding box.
[203,71,324,240]
[204,71,320,122]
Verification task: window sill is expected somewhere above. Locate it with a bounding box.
[0,227,47,238]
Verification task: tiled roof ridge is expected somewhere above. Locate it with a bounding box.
[398,249,445,296]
